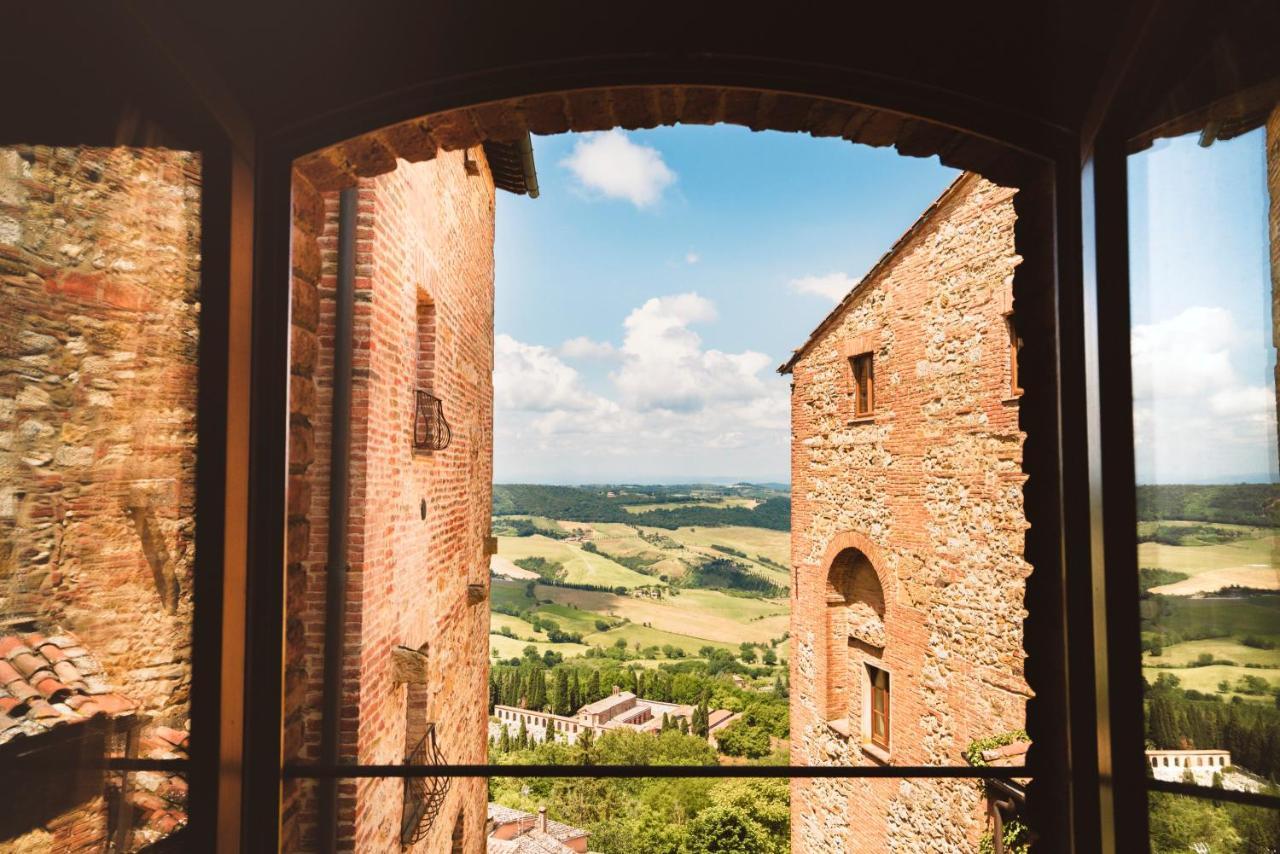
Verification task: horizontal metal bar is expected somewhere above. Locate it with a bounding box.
[7,758,191,773]
[1148,779,1280,811]
[283,762,1032,780]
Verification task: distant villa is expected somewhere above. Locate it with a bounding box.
[491,686,737,746]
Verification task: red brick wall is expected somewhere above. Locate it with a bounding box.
[0,145,200,850]
[285,148,494,853]
[788,174,1028,852]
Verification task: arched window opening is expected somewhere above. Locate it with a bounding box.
[824,546,886,737]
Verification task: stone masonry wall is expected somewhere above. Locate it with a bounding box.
[0,147,199,718]
[284,148,495,853]
[0,146,200,850]
[788,174,1028,852]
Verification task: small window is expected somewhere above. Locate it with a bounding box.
[1006,314,1022,397]
[850,352,874,417]
[868,666,890,751]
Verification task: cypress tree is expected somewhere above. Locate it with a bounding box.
[570,671,582,712]
[517,720,529,750]
[587,670,602,704]
[553,670,571,716]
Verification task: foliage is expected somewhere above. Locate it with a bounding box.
[1145,680,1280,777]
[1138,524,1246,546]
[1138,568,1190,596]
[1147,793,1242,853]
[493,483,791,531]
[1135,483,1280,527]
[979,818,1030,854]
[515,556,566,581]
[963,730,1030,767]
[685,558,786,597]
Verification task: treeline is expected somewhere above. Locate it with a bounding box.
[493,484,791,531]
[1136,483,1280,527]
[684,557,786,597]
[1147,674,1280,778]
[489,654,789,734]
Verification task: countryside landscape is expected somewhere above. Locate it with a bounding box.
[486,483,795,851]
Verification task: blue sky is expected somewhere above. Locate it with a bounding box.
[1128,127,1278,484]
[491,123,1278,486]
[492,126,958,483]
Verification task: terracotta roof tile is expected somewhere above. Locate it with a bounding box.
[0,628,137,749]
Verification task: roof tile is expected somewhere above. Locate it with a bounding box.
[0,629,138,750]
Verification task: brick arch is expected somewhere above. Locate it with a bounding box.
[819,531,892,724]
[293,84,1026,193]
[819,530,893,603]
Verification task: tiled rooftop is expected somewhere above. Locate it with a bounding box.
[577,690,635,716]
[0,630,137,745]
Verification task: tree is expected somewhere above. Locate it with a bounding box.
[1148,792,1241,853]
[715,719,771,758]
[739,642,757,664]
[761,647,777,666]
[570,670,583,713]
[587,670,602,705]
[685,805,772,854]
[517,720,529,750]
[553,670,572,716]
[498,726,511,753]
[527,669,548,711]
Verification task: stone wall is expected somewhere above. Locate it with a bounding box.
[284,148,495,853]
[787,173,1028,852]
[0,145,200,849]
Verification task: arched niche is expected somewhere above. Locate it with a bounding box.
[822,539,889,727]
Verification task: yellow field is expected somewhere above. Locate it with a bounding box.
[488,633,589,659]
[1138,522,1279,593]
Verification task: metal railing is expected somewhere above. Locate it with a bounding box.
[413,390,452,452]
[400,723,450,846]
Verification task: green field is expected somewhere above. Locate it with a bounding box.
[1142,662,1279,702]
[497,534,657,588]
[1139,520,1280,704]
[489,488,792,680]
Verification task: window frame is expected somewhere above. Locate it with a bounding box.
[850,351,875,418]
[866,664,891,754]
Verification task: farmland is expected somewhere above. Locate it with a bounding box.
[1138,505,1280,705]
[489,483,791,681]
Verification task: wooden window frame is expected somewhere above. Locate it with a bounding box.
[1006,313,1023,398]
[867,665,890,754]
[850,352,875,419]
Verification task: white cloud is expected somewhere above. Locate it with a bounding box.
[788,272,859,303]
[494,334,599,412]
[493,293,789,481]
[1131,306,1236,400]
[685,251,700,265]
[1130,306,1278,482]
[559,336,618,360]
[560,130,676,208]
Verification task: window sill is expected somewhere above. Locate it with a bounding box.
[861,742,891,764]
[847,414,876,425]
[826,718,853,738]
[1001,392,1023,405]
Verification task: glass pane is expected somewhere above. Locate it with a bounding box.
[0,145,198,851]
[1149,791,1280,854]
[1127,82,1280,807]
